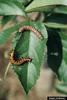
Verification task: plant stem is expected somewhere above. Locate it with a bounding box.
[4,62,11,79]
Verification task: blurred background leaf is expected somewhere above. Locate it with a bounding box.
[0,0,25,16]
[0,21,24,45]
[44,13,67,29]
[46,29,62,75]
[58,31,67,82]
[0,16,16,26]
[25,0,67,12]
[54,6,67,14]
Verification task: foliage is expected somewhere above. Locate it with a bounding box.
[0,0,67,94]
[12,21,47,93]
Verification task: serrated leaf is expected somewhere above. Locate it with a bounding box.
[0,0,25,15]
[12,21,47,93]
[25,0,67,12]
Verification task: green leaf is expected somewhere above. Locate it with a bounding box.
[58,31,67,82]
[25,0,67,12]
[56,83,67,94]
[0,0,25,15]
[0,22,23,44]
[0,16,16,26]
[45,13,67,24]
[11,0,31,5]
[44,13,67,29]
[12,21,47,94]
[54,6,67,14]
[46,29,62,75]
[44,23,67,29]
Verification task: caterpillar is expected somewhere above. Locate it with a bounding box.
[9,51,32,65]
[19,25,43,39]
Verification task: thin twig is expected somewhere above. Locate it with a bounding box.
[4,62,11,79]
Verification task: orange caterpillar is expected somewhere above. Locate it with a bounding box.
[9,51,32,65]
[19,25,43,39]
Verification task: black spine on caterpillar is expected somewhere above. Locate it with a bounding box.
[46,29,62,75]
[19,26,43,39]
